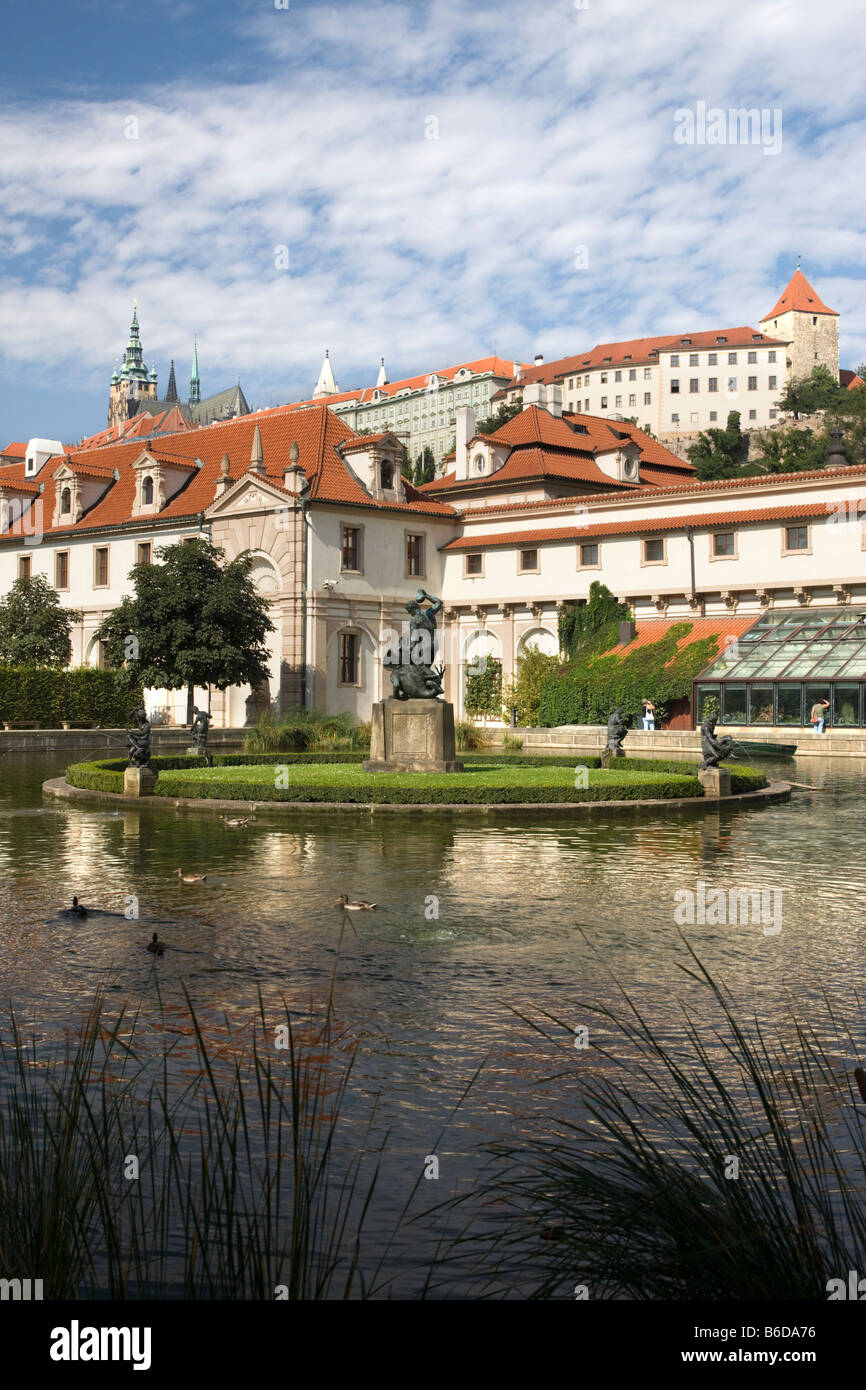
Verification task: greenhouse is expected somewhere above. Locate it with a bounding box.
[693,608,866,728]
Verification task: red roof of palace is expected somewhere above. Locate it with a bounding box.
[0,405,456,539]
[761,269,838,321]
[597,616,757,662]
[283,355,527,412]
[1,442,27,458]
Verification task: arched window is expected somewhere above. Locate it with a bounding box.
[380,460,394,490]
[60,486,71,515]
[142,476,154,506]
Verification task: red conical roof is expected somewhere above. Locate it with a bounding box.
[761,268,838,321]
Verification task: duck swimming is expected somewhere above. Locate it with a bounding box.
[147,933,165,956]
[61,896,88,918]
[176,868,207,883]
[221,815,250,828]
[336,895,376,911]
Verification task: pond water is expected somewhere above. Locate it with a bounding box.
[1,747,864,1296]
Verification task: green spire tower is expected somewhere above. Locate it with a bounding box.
[189,338,201,406]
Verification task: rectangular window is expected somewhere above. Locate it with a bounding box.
[713,531,735,556]
[600,396,608,408]
[769,408,777,419]
[709,411,717,421]
[784,525,809,552]
[643,392,652,405]
[689,353,699,366]
[727,377,737,391]
[518,548,539,573]
[339,631,360,685]
[689,378,699,392]
[768,375,777,389]
[747,350,757,364]
[465,552,483,576]
[614,370,622,381]
[406,532,425,577]
[137,542,152,565]
[19,555,31,580]
[671,413,680,424]
[341,525,361,571]
[670,379,680,393]
[643,537,665,563]
[579,542,599,567]
[600,372,608,383]
[708,353,717,365]
[628,368,636,381]
[94,547,109,587]
[615,395,622,408]
[768,350,776,363]
[708,378,718,392]
[55,551,69,588]
[644,367,652,379]
[728,352,738,364]
[670,355,680,367]
[629,393,636,407]
[748,376,758,390]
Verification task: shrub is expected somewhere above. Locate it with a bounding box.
[0,667,141,727]
[503,647,560,726]
[501,733,524,751]
[455,720,488,750]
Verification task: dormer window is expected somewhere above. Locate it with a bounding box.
[380,460,394,490]
[474,454,486,474]
[142,476,154,506]
[60,487,71,515]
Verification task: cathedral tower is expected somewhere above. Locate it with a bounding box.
[108,303,159,428]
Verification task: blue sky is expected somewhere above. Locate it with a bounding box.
[1,0,864,444]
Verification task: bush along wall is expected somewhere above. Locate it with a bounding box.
[0,667,142,727]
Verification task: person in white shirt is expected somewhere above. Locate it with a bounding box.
[641,699,656,730]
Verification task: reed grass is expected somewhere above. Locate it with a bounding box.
[243,708,370,754]
[455,945,866,1299]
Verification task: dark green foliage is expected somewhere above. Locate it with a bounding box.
[96,538,274,719]
[558,582,631,662]
[750,425,829,474]
[504,647,560,726]
[776,364,844,418]
[0,667,141,726]
[243,708,369,753]
[464,657,502,720]
[538,622,722,728]
[0,575,83,666]
[474,400,523,436]
[402,446,436,486]
[687,411,747,481]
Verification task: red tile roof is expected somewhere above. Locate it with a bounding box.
[761,269,838,321]
[598,616,757,661]
[840,369,865,390]
[441,499,842,550]
[1,442,27,458]
[0,406,456,540]
[283,355,527,411]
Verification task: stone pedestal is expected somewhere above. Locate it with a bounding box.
[699,766,731,799]
[363,698,463,773]
[124,765,157,797]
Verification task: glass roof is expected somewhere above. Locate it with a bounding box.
[698,608,866,682]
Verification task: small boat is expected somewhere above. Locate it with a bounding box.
[729,739,797,759]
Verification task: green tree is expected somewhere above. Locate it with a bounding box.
[686,411,747,481]
[775,365,843,419]
[96,539,274,722]
[0,574,82,666]
[750,425,829,474]
[474,400,523,436]
[464,656,502,721]
[503,646,560,726]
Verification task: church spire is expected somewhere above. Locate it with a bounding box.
[166,359,178,402]
[189,338,201,406]
[376,356,388,388]
[312,349,339,399]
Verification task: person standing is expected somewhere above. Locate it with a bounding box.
[641,699,656,731]
[810,697,830,733]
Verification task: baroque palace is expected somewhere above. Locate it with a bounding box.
[2,363,865,730]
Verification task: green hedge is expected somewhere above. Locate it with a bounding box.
[0,667,142,726]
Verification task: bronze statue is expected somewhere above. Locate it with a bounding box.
[190,706,212,762]
[386,589,446,699]
[126,705,153,768]
[605,706,628,756]
[700,716,733,769]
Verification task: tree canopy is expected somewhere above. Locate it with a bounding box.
[686,411,748,481]
[95,539,274,719]
[775,365,844,419]
[474,400,523,436]
[0,574,82,666]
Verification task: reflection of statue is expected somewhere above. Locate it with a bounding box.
[700,717,733,770]
[127,705,153,768]
[605,706,628,756]
[190,706,212,763]
[386,589,446,700]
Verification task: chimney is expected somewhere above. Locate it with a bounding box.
[534,353,544,365]
[522,382,546,411]
[454,406,476,480]
[619,620,637,646]
[546,383,563,419]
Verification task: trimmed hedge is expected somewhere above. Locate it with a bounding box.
[63,751,766,803]
[0,667,142,727]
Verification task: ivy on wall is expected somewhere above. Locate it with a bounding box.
[464,656,503,720]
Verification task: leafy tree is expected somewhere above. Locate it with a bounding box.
[503,646,560,726]
[750,425,829,474]
[464,656,502,722]
[96,539,274,722]
[686,411,747,481]
[853,363,866,383]
[833,386,866,468]
[0,574,82,666]
[474,400,523,436]
[775,365,843,419]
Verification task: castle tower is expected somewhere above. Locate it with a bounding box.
[189,339,201,406]
[107,303,158,428]
[760,265,839,384]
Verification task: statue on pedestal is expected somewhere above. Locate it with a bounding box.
[605,706,628,757]
[190,706,212,763]
[126,705,153,768]
[700,717,733,769]
[386,589,446,699]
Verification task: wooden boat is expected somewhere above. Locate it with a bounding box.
[729,738,797,758]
